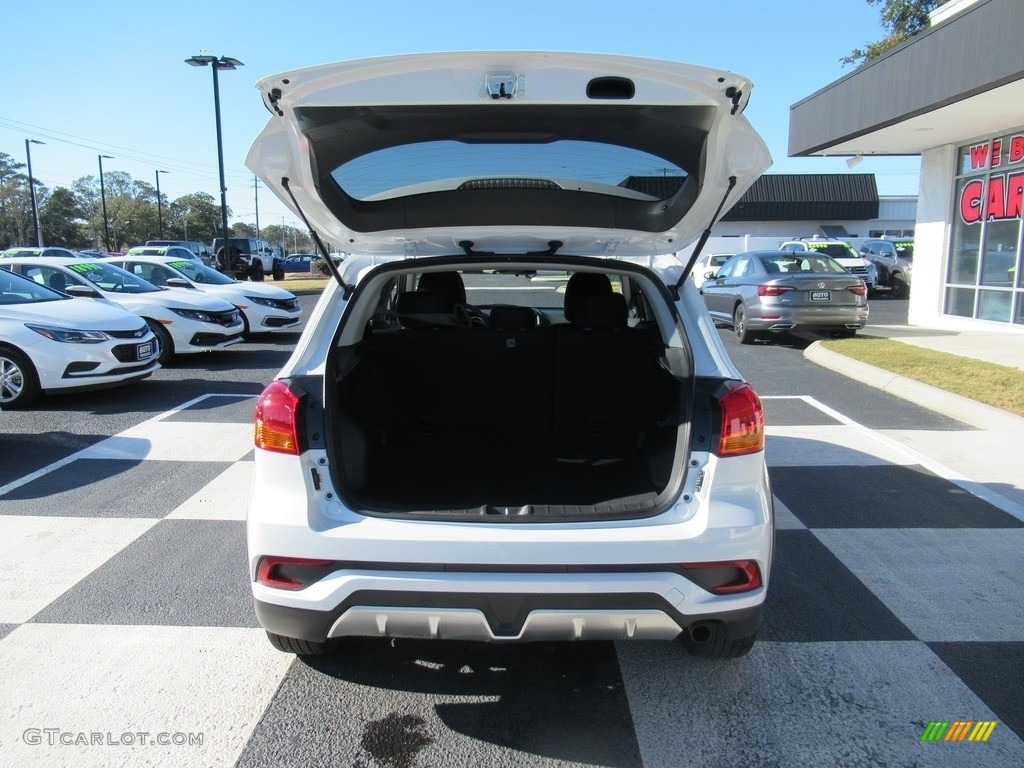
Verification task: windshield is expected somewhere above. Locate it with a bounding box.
[67,261,161,293]
[806,243,859,260]
[167,260,236,285]
[894,243,914,259]
[0,268,70,304]
[333,140,687,202]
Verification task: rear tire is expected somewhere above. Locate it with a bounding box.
[266,631,329,656]
[0,347,41,409]
[733,305,757,345]
[680,624,757,660]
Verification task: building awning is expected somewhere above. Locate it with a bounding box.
[721,173,879,221]
[788,0,1024,157]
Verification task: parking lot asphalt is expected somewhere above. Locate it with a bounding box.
[805,326,1024,515]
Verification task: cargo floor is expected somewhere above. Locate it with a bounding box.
[360,445,660,510]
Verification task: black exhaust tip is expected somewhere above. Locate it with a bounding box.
[689,623,713,644]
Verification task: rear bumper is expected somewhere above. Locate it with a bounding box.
[748,306,867,332]
[254,583,765,643]
[247,448,773,644]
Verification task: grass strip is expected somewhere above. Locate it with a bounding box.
[820,337,1024,418]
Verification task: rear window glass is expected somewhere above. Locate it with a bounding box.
[332,140,687,202]
[760,254,847,274]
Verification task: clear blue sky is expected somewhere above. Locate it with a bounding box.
[2,0,921,232]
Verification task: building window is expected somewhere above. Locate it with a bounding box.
[949,131,1024,325]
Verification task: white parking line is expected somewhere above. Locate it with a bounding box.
[0,394,252,499]
[762,395,1024,522]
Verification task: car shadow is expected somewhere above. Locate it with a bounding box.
[295,637,643,766]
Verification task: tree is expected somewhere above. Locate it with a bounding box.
[232,222,257,238]
[39,187,90,249]
[0,151,42,249]
[261,223,313,255]
[166,192,224,245]
[842,0,944,66]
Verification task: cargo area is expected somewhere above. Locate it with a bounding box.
[329,278,689,515]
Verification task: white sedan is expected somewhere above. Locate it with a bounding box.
[105,255,302,336]
[691,252,734,287]
[1,257,243,365]
[0,268,159,408]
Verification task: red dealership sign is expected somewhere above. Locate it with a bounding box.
[959,134,1024,224]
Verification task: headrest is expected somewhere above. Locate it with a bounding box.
[396,290,450,316]
[417,271,466,310]
[575,293,628,329]
[488,305,536,329]
[563,272,613,323]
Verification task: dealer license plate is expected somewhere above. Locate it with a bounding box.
[810,291,831,302]
[137,341,154,360]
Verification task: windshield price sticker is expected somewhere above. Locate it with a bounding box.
[68,263,102,273]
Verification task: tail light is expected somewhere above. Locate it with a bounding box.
[757,285,795,297]
[716,383,765,456]
[254,381,300,454]
[682,560,763,594]
[847,283,868,296]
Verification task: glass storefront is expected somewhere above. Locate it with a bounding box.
[948,131,1024,325]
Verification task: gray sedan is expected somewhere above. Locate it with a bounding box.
[700,250,869,344]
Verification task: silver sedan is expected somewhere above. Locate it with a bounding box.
[700,250,869,344]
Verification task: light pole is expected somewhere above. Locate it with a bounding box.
[155,170,169,238]
[25,139,45,247]
[253,175,260,237]
[98,154,114,251]
[185,54,243,253]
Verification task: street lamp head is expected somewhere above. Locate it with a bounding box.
[29,139,45,146]
[186,54,243,70]
[100,154,114,160]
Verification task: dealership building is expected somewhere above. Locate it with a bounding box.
[789,0,1024,332]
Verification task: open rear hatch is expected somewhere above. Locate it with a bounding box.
[246,51,771,264]
[246,52,771,518]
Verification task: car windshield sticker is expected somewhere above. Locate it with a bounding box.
[68,262,102,273]
[169,261,192,270]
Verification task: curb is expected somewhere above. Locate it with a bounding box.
[803,341,1024,432]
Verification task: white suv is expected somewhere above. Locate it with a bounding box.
[245,52,775,660]
[780,238,877,291]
